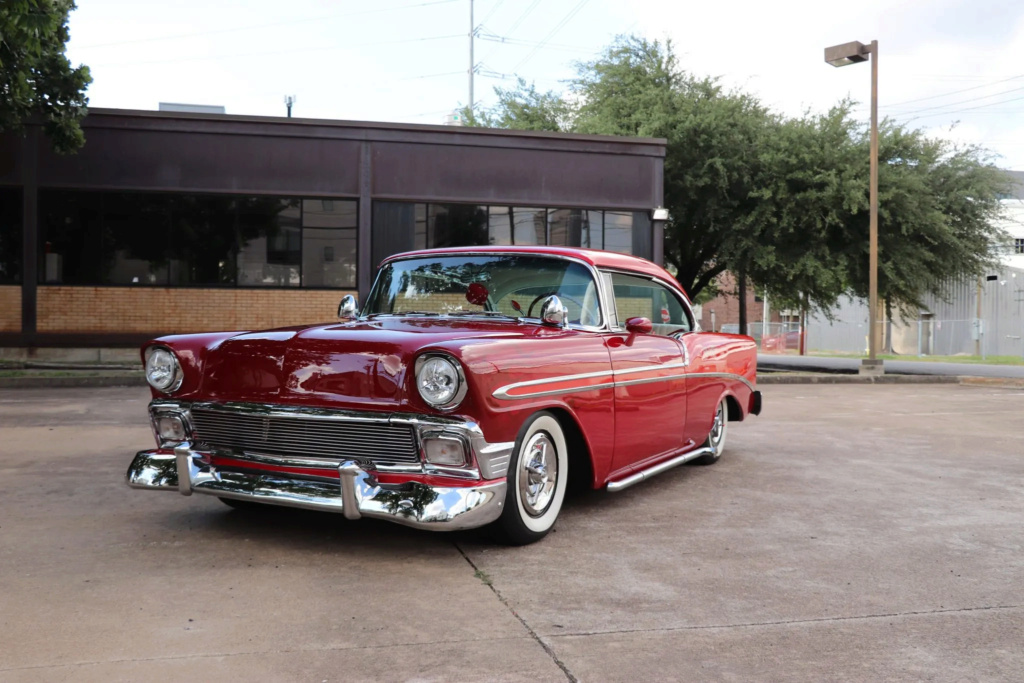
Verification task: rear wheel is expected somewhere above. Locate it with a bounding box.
[694,398,728,465]
[492,411,568,545]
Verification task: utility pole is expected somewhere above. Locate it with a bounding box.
[468,0,475,112]
[284,95,296,118]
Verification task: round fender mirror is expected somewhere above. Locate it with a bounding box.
[338,294,358,320]
[539,295,568,327]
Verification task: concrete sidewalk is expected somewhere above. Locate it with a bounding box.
[759,353,1024,379]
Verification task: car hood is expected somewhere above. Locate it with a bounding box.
[197,318,537,408]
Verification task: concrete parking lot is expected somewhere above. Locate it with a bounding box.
[1,384,1022,682]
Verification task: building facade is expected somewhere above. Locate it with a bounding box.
[0,109,666,347]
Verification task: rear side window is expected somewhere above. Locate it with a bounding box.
[607,272,692,336]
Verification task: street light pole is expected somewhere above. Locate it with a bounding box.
[868,40,880,366]
[825,39,883,375]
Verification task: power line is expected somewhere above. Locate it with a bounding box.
[890,85,1024,116]
[478,0,505,25]
[512,0,592,72]
[503,0,543,37]
[478,0,542,66]
[475,30,595,54]
[897,93,1024,123]
[883,73,1024,108]
[75,0,460,49]
[92,33,464,68]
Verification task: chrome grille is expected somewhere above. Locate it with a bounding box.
[190,406,420,467]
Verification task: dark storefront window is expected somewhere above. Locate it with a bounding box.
[301,198,357,288]
[604,211,634,255]
[1,187,23,283]
[374,202,646,260]
[38,190,357,288]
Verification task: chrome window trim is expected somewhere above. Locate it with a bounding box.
[364,251,610,333]
[599,268,696,335]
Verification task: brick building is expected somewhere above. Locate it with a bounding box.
[0,109,666,348]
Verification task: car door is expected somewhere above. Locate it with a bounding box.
[603,271,691,475]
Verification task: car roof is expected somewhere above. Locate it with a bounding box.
[381,246,685,297]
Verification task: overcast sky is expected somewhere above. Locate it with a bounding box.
[66,0,1024,169]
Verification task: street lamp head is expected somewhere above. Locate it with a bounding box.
[824,41,870,67]
[651,206,670,222]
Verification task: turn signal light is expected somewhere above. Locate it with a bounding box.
[424,437,467,467]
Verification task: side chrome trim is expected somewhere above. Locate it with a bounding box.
[606,445,714,492]
[492,364,754,400]
[687,372,756,392]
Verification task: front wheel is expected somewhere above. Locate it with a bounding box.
[694,398,728,465]
[492,411,569,545]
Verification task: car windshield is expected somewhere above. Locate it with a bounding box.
[364,254,602,326]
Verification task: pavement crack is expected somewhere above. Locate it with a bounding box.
[546,604,1024,639]
[454,542,578,683]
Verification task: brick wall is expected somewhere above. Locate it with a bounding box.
[36,287,355,334]
[698,272,783,332]
[0,286,21,332]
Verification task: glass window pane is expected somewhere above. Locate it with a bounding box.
[0,188,23,283]
[547,209,593,247]
[604,211,633,254]
[609,271,691,335]
[582,210,603,250]
[428,203,487,248]
[488,206,511,245]
[39,190,104,284]
[236,198,300,287]
[103,193,170,285]
[513,207,545,245]
[414,204,427,250]
[168,195,238,286]
[302,199,358,288]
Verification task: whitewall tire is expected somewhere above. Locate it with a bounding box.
[493,411,569,545]
[694,398,728,465]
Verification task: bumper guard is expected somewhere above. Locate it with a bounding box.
[127,442,507,531]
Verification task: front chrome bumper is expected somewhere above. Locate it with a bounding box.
[127,442,507,531]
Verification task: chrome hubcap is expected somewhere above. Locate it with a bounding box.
[519,432,557,516]
[710,402,725,453]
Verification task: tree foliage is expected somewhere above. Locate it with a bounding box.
[465,35,1010,318]
[0,0,91,153]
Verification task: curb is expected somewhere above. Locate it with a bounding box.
[958,376,1024,389]
[0,375,146,389]
[758,373,959,385]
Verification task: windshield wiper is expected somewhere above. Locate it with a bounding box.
[366,311,441,318]
[447,310,518,319]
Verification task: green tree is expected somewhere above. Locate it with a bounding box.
[846,124,1009,317]
[461,77,570,132]
[467,35,1010,322]
[0,0,91,153]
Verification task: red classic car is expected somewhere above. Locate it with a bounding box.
[128,246,761,544]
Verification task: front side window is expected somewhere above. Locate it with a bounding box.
[365,254,602,327]
[607,271,692,336]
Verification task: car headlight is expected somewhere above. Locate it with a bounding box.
[145,347,183,393]
[415,355,466,409]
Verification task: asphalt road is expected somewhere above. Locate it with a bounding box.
[2,385,1023,682]
[759,353,1024,378]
